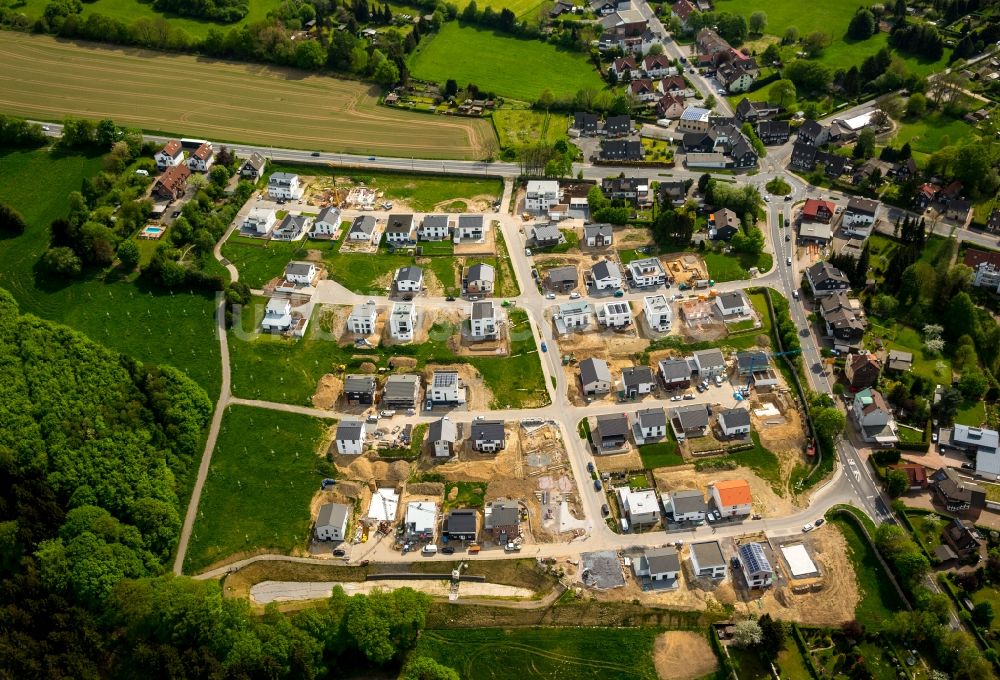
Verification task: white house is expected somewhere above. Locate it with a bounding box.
[471,420,506,452]
[632,546,680,584]
[632,407,667,444]
[715,291,748,317]
[948,425,1000,480]
[469,301,498,339]
[842,197,879,236]
[627,257,666,287]
[718,407,751,437]
[643,294,672,332]
[187,142,214,172]
[155,140,184,170]
[428,417,458,457]
[466,262,495,295]
[420,214,450,241]
[347,301,378,335]
[268,172,303,200]
[591,260,623,290]
[616,486,661,526]
[261,297,292,332]
[335,420,366,455]
[851,388,899,445]
[314,502,350,541]
[348,215,378,242]
[284,261,316,285]
[668,489,707,522]
[737,542,773,588]
[404,501,438,541]
[690,541,728,579]
[312,206,342,237]
[691,348,726,377]
[384,214,416,245]
[525,180,561,213]
[429,371,466,405]
[710,479,753,518]
[621,365,656,398]
[389,302,416,341]
[555,301,594,333]
[584,223,614,247]
[394,265,423,293]
[239,152,266,181]
[599,301,633,328]
[455,214,486,242]
[580,357,612,395]
[244,207,277,235]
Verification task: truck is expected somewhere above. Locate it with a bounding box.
[467,543,481,554]
[421,544,438,556]
[694,279,712,289]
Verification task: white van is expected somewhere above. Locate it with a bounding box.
[421,544,438,555]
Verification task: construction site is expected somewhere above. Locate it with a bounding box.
[663,253,710,285]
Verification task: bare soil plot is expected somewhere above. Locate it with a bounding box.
[420,363,492,411]
[311,373,343,410]
[0,33,493,159]
[653,632,719,680]
[748,392,809,494]
[663,253,709,284]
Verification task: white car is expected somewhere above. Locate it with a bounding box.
[545,293,555,300]
[763,195,770,202]
[569,292,581,299]
[802,523,814,533]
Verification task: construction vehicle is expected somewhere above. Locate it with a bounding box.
[467,543,481,554]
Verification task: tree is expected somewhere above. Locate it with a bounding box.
[886,469,909,498]
[732,619,763,648]
[748,11,766,34]
[768,79,797,108]
[783,60,832,93]
[761,43,781,65]
[42,246,83,277]
[294,39,326,70]
[209,164,231,188]
[373,58,400,87]
[444,79,458,98]
[0,202,27,235]
[116,239,140,269]
[972,602,994,629]
[958,370,988,401]
[782,26,798,44]
[698,173,712,194]
[933,387,962,425]
[847,8,876,40]
[400,657,461,680]
[871,293,898,318]
[947,292,977,341]
[758,614,786,660]
[853,128,876,159]
[814,407,846,441]
[802,31,831,57]
[906,92,927,118]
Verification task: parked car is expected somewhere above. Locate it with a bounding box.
[814,518,825,527]
[802,523,814,533]
[525,248,532,256]
[784,195,792,201]
[613,289,624,297]
[785,233,790,242]
[441,546,455,555]
[962,462,975,470]
[792,290,799,300]
[696,384,706,393]
[569,292,581,299]
[932,432,939,443]
[445,296,455,301]
[380,410,396,418]
[333,548,346,556]
[601,504,610,516]
[683,393,695,400]
[786,257,792,266]
[594,479,603,491]
[671,395,682,401]
[545,293,555,300]
[587,461,594,473]
[540,342,548,352]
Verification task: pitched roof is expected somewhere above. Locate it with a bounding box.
[386,214,414,233]
[636,407,667,429]
[738,542,773,575]
[316,502,350,529]
[396,265,423,282]
[846,197,879,216]
[317,206,341,224]
[693,348,725,369]
[713,479,752,506]
[592,259,621,281]
[336,420,364,441]
[659,358,691,381]
[160,139,182,157]
[467,262,495,282]
[719,407,751,429]
[622,365,655,388]
[670,489,707,513]
[446,509,478,534]
[596,413,629,437]
[486,501,520,529]
[427,417,457,443]
[580,357,612,385]
[458,214,484,229]
[422,214,450,229]
[548,266,578,284]
[191,142,213,161]
[672,403,710,431]
[350,215,376,235]
[285,261,314,277]
[644,546,680,574]
[584,223,614,239]
[717,291,745,311]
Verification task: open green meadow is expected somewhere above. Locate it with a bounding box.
[638,440,684,469]
[414,627,661,679]
[829,515,906,629]
[0,147,221,395]
[229,302,547,407]
[493,109,572,149]
[0,32,494,160]
[891,112,979,161]
[184,405,332,572]
[222,235,335,289]
[463,0,548,19]
[408,23,605,102]
[703,250,773,282]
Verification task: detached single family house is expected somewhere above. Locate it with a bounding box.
[389,302,416,341]
[472,420,506,452]
[268,172,303,200]
[284,261,316,285]
[455,214,486,241]
[580,357,612,395]
[384,214,416,245]
[343,374,376,404]
[429,371,466,405]
[382,374,421,410]
[261,297,292,332]
[669,489,707,522]
[244,207,276,235]
[670,403,709,440]
[599,301,633,328]
[315,502,350,541]
[428,417,458,457]
[737,542,773,588]
[526,180,561,213]
[632,407,667,444]
[348,215,377,242]
[717,407,751,438]
[643,294,672,332]
[659,358,692,390]
[851,388,899,446]
[584,223,614,247]
[805,261,850,296]
[591,260,623,290]
[155,140,184,170]
[312,206,341,237]
[632,547,680,586]
[420,214,450,241]
[445,509,478,542]
[469,301,498,339]
[621,365,656,398]
[691,348,726,377]
[404,502,438,541]
[715,291,748,317]
[394,265,423,293]
[691,541,728,579]
[239,152,266,181]
[710,479,752,517]
[187,142,214,172]
[466,263,495,295]
[617,487,661,527]
[347,301,378,335]
[335,420,366,455]
[594,413,630,452]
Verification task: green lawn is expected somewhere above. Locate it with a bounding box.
[414,628,660,680]
[866,319,952,385]
[229,301,547,408]
[972,588,1000,632]
[703,250,773,282]
[897,425,925,444]
[955,399,986,427]
[0,147,221,395]
[17,0,284,40]
[408,23,606,102]
[493,109,571,149]
[270,163,502,213]
[729,647,772,680]
[777,645,813,680]
[730,432,782,493]
[463,0,548,19]
[639,441,684,470]
[891,112,979,161]
[184,405,332,572]
[221,235,332,288]
[829,515,906,630]
[443,481,488,510]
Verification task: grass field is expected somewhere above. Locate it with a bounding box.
[777,645,813,680]
[414,628,660,679]
[956,398,986,427]
[0,32,494,160]
[0,147,221,395]
[270,163,502,212]
[184,405,331,572]
[465,0,548,19]
[222,235,332,288]
[829,515,906,629]
[866,318,952,385]
[494,109,572,149]
[638,441,684,470]
[730,433,782,492]
[891,112,979,161]
[408,23,606,102]
[703,251,773,282]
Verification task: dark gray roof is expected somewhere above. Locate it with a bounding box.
[719,407,751,428]
[672,403,709,431]
[592,260,621,281]
[736,351,768,372]
[278,214,308,231]
[718,291,745,310]
[316,502,350,529]
[472,420,505,441]
[846,197,879,216]
[467,262,495,282]
[660,359,692,381]
[645,546,680,574]
[636,407,667,429]
[428,417,456,443]
[807,261,850,287]
[422,214,450,229]
[350,215,376,235]
[584,223,614,239]
[691,540,725,567]
[548,266,578,284]
[580,357,611,385]
[337,420,364,441]
[622,365,654,388]
[396,265,423,282]
[344,374,376,393]
[386,214,414,233]
[693,348,726,369]
[285,261,314,276]
[670,489,707,514]
[447,509,478,534]
[533,223,562,241]
[486,501,520,528]
[471,301,494,319]
[596,413,629,437]
[383,374,420,400]
[458,214,484,229]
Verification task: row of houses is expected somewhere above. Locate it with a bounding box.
[617,478,752,530]
[676,107,758,170]
[631,538,775,592]
[154,139,216,173]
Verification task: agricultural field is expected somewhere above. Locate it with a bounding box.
[414,627,661,679]
[408,23,606,102]
[184,405,332,572]
[0,32,494,160]
[494,109,572,149]
[17,0,284,40]
[0,146,221,395]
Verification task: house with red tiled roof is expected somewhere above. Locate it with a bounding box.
[965,248,1000,291]
[845,352,881,389]
[187,142,214,173]
[656,93,685,119]
[671,0,696,28]
[801,199,835,223]
[153,164,191,200]
[710,479,752,517]
[155,139,184,171]
[888,462,928,490]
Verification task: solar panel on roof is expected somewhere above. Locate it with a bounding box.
[433,373,456,387]
[739,542,772,574]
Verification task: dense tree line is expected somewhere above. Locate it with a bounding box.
[888,20,945,61]
[0,114,49,148]
[154,0,249,23]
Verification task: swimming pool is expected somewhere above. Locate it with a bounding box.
[139,225,166,239]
